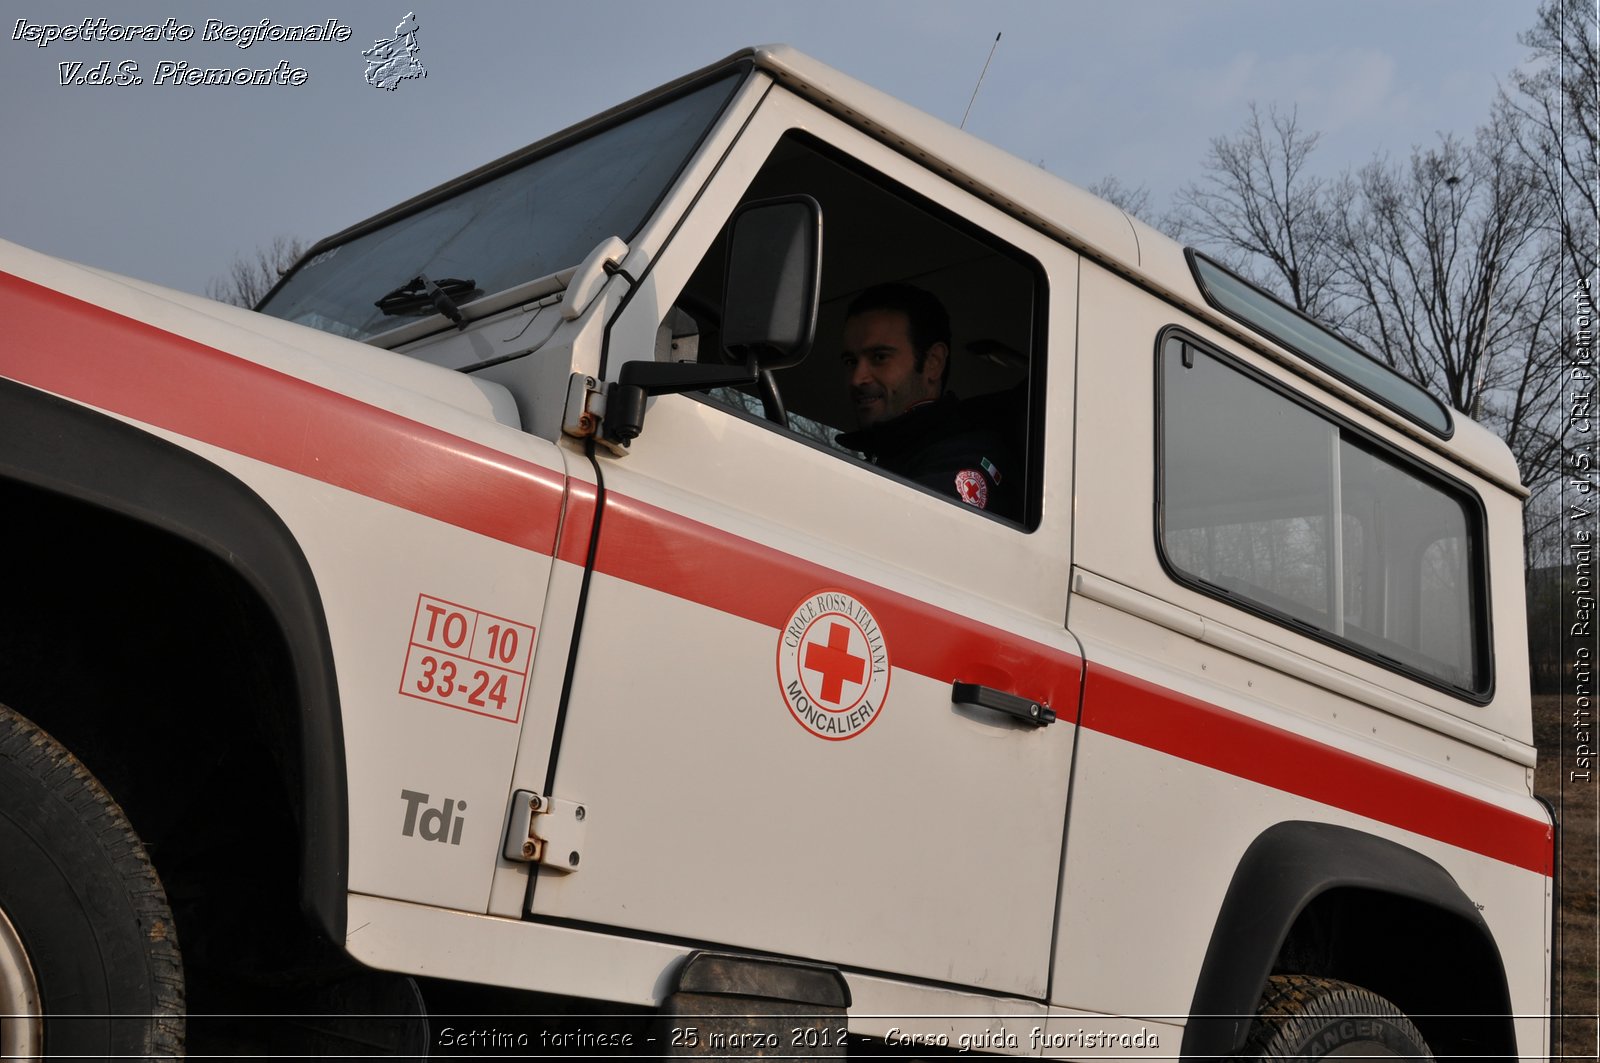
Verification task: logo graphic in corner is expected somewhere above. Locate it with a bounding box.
[776,590,891,740]
[363,12,426,90]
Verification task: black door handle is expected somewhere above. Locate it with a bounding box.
[951,681,1056,726]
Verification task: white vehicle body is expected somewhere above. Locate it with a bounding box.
[0,45,1550,1060]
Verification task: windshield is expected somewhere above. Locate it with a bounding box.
[259,70,744,340]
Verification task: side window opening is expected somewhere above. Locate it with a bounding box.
[664,132,1042,526]
[1158,334,1489,698]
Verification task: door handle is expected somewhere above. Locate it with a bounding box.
[951,682,1056,726]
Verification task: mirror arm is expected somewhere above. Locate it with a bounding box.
[604,357,759,445]
[757,369,789,428]
[617,357,759,395]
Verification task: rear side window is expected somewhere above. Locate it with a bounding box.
[1158,334,1489,698]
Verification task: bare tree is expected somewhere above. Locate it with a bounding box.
[1172,94,1567,545]
[1159,0,1582,708]
[1503,0,1598,289]
[1169,104,1345,319]
[1331,119,1566,501]
[206,235,307,308]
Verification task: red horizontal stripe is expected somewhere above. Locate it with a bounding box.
[556,480,599,567]
[0,270,567,554]
[592,494,1549,875]
[592,492,1083,711]
[1082,665,1552,875]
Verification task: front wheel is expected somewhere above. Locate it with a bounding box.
[0,702,184,1059]
[1240,974,1432,1060]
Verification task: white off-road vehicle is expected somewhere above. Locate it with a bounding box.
[0,45,1550,1060]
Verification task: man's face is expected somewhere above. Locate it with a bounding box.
[840,308,946,428]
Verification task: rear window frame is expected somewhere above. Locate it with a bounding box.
[1152,325,1494,704]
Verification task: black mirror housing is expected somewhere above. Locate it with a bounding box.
[602,195,822,448]
[721,195,823,370]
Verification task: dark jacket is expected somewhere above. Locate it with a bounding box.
[836,394,1019,519]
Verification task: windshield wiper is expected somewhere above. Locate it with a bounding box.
[375,274,478,329]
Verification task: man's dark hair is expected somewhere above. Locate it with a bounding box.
[846,283,952,386]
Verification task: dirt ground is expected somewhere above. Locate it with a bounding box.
[1533,694,1598,1059]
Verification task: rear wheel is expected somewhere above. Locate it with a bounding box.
[1240,974,1431,1060]
[0,702,184,1059]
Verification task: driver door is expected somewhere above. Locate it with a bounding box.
[531,88,1081,999]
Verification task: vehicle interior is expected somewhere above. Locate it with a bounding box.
[667,131,1043,520]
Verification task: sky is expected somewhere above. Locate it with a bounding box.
[0,1,1542,298]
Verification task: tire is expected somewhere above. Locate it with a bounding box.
[1240,975,1432,1060]
[0,702,184,1059]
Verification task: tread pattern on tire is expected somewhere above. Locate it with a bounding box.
[1240,974,1432,1061]
[0,702,185,1059]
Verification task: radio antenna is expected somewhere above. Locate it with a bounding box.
[960,32,1002,131]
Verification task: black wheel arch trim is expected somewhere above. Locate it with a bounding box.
[0,376,347,943]
[1181,819,1510,1060]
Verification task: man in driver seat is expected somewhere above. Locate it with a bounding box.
[837,283,1017,518]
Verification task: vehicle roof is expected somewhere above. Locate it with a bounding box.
[738,44,1525,496]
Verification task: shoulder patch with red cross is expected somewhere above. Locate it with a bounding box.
[954,456,1001,510]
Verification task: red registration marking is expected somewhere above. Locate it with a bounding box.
[399,594,536,723]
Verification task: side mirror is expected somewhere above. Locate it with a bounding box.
[721,195,822,370]
[603,195,823,447]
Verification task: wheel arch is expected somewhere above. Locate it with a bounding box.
[0,376,347,944]
[1181,819,1515,1061]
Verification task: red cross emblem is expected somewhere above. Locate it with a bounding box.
[954,469,988,509]
[803,622,866,704]
[777,590,891,741]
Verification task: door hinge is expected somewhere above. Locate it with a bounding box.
[503,790,587,872]
[562,373,604,440]
[562,374,632,456]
